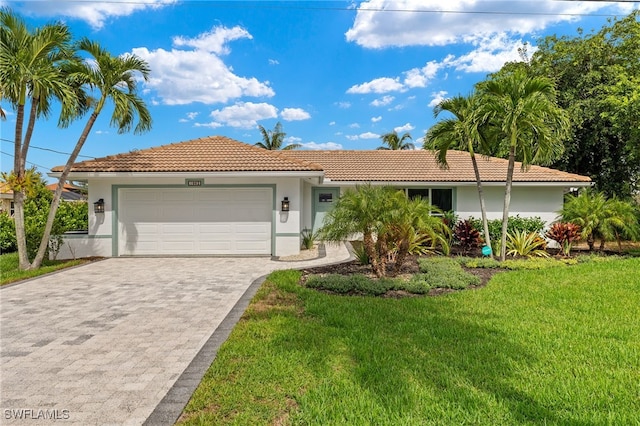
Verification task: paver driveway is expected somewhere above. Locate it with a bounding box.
[0,244,350,425]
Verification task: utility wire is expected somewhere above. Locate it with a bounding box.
[0,150,51,171]
[0,138,96,159]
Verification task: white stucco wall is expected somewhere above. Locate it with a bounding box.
[72,175,306,258]
[456,184,565,228]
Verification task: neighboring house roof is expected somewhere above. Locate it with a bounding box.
[280,150,592,183]
[51,136,323,173]
[0,183,12,198]
[46,183,85,201]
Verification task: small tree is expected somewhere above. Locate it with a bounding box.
[378,130,414,150]
[255,122,299,150]
[546,222,581,256]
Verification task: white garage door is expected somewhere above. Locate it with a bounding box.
[118,187,272,255]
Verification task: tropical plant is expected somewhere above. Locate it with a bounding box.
[319,185,450,277]
[560,190,639,252]
[505,230,549,258]
[479,69,570,260]
[424,93,494,258]
[254,121,299,150]
[352,243,370,265]
[546,222,581,256]
[378,130,414,150]
[0,9,80,269]
[30,37,152,269]
[300,228,316,250]
[453,219,482,254]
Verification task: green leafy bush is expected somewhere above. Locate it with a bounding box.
[469,215,546,254]
[455,256,502,269]
[0,212,16,253]
[418,257,480,289]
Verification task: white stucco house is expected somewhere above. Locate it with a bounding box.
[49,136,591,259]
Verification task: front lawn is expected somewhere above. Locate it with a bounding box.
[178,257,640,425]
[0,252,87,285]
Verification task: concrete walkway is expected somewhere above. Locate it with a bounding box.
[0,243,351,425]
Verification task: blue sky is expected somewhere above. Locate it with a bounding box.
[1,0,638,178]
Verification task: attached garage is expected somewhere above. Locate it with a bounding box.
[118,187,273,256]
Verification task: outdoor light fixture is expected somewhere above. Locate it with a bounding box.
[94,198,105,214]
[281,197,290,212]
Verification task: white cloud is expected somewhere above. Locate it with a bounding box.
[281,108,311,121]
[370,95,395,107]
[448,34,532,73]
[179,111,199,122]
[336,101,352,109]
[371,116,382,123]
[346,135,359,141]
[286,136,302,143]
[300,142,344,150]
[360,132,380,139]
[347,77,404,94]
[403,60,442,88]
[329,121,336,126]
[269,59,280,65]
[201,102,278,129]
[428,91,448,108]
[94,130,109,135]
[345,0,624,49]
[131,26,273,105]
[394,123,415,133]
[13,0,175,30]
[173,26,251,55]
[349,123,360,129]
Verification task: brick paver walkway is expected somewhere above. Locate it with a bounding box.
[0,244,350,425]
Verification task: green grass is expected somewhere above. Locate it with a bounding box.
[0,252,86,285]
[178,258,640,425]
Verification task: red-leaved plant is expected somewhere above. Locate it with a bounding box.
[546,222,581,256]
[454,219,482,254]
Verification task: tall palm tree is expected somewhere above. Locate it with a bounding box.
[424,93,494,258]
[31,38,152,268]
[479,69,569,260]
[0,9,80,269]
[378,130,414,150]
[254,121,299,150]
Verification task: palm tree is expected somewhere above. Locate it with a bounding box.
[319,185,396,277]
[561,190,639,251]
[1,9,80,269]
[424,93,494,258]
[378,130,414,150]
[254,121,299,150]
[31,38,152,268]
[479,69,570,261]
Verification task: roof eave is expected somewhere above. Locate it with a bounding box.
[48,170,325,179]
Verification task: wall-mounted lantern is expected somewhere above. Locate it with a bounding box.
[281,197,290,212]
[94,198,105,214]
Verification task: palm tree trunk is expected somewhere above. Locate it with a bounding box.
[31,111,99,268]
[470,152,493,258]
[393,239,409,275]
[363,231,379,276]
[500,146,516,261]
[375,234,388,278]
[12,97,30,270]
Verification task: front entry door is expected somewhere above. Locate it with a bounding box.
[312,187,340,234]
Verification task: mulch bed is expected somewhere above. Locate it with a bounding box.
[299,255,505,298]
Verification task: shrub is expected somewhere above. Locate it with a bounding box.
[502,258,576,270]
[506,230,549,258]
[469,215,546,254]
[546,222,581,256]
[418,257,480,289]
[351,242,370,265]
[455,256,502,269]
[453,219,481,254]
[0,212,16,253]
[301,228,317,250]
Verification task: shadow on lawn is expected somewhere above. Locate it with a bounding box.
[297,296,596,425]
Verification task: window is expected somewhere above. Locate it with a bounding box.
[10,201,14,216]
[406,188,453,215]
[319,193,333,203]
[431,189,453,212]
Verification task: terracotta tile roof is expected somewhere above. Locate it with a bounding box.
[280,150,591,183]
[52,136,323,173]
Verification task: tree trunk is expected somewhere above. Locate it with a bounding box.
[12,94,31,269]
[375,234,388,278]
[31,111,99,268]
[587,234,595,251]
[500,145,516,262]
[393,239,409,275]
[470,152,493,258]
[362,230,379,276]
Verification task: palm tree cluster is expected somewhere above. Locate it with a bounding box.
[319,185,450,277]
[1,8,152,269]
[377,131,414,150]
[254,122,300,150]
[425,68,570,261]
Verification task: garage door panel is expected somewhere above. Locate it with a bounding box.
[119,187,272,255]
